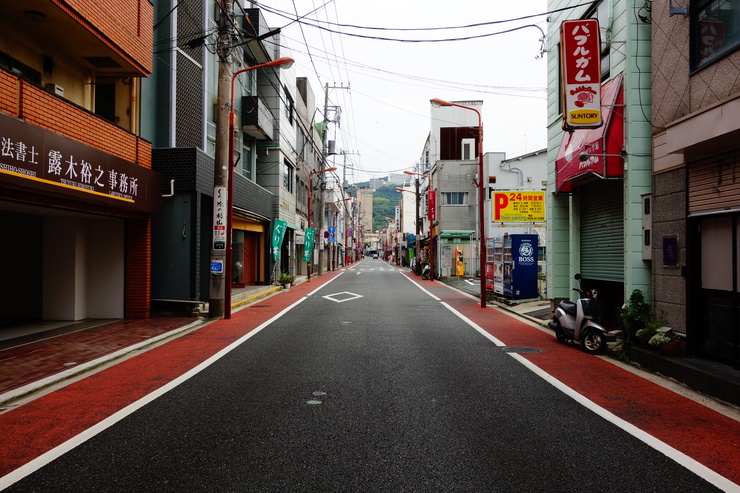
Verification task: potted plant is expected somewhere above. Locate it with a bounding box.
[279,272,294,289]
[619,289,652,347]
[648,331,681,356]
[635,321,661,348]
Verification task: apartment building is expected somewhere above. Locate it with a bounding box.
[426,100,484,278]
[547,0,652,326]
[651,0,740,367]
[0,1,160,322]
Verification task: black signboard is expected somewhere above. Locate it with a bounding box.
[0,112,161,214]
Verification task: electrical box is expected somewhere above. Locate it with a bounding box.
[642,194,652,260]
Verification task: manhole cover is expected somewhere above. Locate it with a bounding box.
[501,347,542,354]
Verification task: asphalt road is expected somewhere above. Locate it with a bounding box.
[2,260,726,492]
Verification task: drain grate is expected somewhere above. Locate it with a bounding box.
[501,346,542,354]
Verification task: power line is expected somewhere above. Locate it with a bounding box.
[255,1,595,41]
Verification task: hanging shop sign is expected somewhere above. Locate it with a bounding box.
[492,191,545,222]
[302,228,316,262]
[555,73,624,194]
[213,186,227,250]
[560,18,602,130]
[0,112,161,213]
[272,219,288,261]
[427,190,436,221]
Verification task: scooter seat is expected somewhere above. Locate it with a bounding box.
[560,300,577,317]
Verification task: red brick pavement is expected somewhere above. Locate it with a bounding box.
[0,318,197,395]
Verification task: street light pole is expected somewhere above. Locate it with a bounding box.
[402,169,433,281]
[221,56,294,319]
[430,98,486,308]
[307,167,337,281]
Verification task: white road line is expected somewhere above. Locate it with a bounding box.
[0,297,308,490]
[402,273,440,301]
[306,270,343,297]
[438,301,739,493]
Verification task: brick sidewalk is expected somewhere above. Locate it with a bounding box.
[0,318,197,396]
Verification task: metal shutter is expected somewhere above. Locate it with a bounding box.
[688,150,740,215]
[580,180,624,282]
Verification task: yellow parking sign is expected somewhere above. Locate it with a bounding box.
[493,191,545,222]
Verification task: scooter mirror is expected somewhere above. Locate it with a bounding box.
[574,273,582,280]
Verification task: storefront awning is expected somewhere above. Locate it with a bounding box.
[555,73,624,194]
[440,231,474,237]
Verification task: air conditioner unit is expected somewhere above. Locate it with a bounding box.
[45,83,64,97]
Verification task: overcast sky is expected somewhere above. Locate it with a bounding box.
[256,0,548,184]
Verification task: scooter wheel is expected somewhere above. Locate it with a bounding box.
[582,330,607,355]
[552,318,568,344]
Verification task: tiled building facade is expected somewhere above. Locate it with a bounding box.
[651,0,740,367]
[0,1,160,322]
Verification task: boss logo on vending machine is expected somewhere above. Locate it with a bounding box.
[518,242,535,265]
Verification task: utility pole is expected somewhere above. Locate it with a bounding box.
[209,0,234,318]
[340,150,360,263]
[414,165,421,273]
[318,82,349,274]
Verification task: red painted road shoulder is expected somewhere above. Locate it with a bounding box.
[1,269,738,489]
[0,274,337,479]
[415,275,740,486]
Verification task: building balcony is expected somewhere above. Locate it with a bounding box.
[241,96,276,141]
[0,71,150,167]
[3,0,152,77]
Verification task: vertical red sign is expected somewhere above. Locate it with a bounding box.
[427,190,436,221]
[560,18,602,130]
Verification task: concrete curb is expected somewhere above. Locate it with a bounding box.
[231,286,282,310]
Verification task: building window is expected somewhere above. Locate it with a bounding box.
[284,86,294,126]
[691,0,740,71]
[241,143,254,181]
[585,0,611,80]
[443,192,467,205]
[283,159,294,192]
[462,138,475,160]
[0,51,41,84]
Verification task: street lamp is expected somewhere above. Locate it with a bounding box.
[307,166,337,280]
[224,56,294,319]
[430,98,486,308]
[403,169,434,281]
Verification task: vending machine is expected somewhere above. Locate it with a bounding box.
[499,234,538,299]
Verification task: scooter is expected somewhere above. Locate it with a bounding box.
[421,263,431,280]
[547,274,608,354]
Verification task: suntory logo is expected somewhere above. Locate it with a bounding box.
[569,109,601,123]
